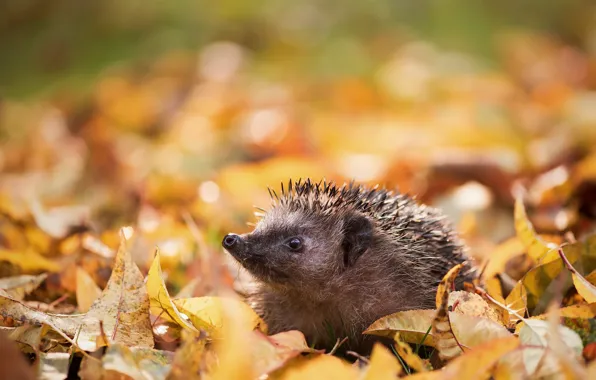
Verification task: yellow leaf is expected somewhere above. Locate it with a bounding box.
[167,330,209,380]
[0,248,60,272]
[0,273,47,300]
[514,196,557,262]
[209,295,256,380]
[441,337,519,380]
[514,303,596,333]
[364,343,402,379]
[435,264,463,309]
[251,330,321,377]
[146,249,197,332]
[173,296,267,336]
[482,237,525,280]
[75,268,102,313]
[558,247,596,303]
[433,264,464,361]
[364,309,436,346]
[394,337,430,373]
[275,354,358,380]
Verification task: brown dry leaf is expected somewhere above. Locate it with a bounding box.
[146,249,197,332]
[173,296,267,337]
[274,354,358,380]
[363,343,402,379]
[0,248,61,272]
[433,264,463,361]
[82,228,153,350]
[0,273,47,300]
[393,336,430,373]
[559,247,596,303]
[514,196,558,262]
[364,309,436,346]
[76,267,102,313]
[0,289,95,342]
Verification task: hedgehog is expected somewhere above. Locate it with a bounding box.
[222,179,476,351]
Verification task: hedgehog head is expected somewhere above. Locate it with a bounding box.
[222,179,377,289]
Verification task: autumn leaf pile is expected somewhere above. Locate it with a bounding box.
[1,31,596,379]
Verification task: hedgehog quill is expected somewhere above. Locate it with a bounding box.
[222,179,476,351]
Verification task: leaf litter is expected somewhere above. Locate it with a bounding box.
[1,30,596,379]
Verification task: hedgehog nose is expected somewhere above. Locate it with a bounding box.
[222,234,240,249]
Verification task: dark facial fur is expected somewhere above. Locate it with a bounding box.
[223,179,476,351]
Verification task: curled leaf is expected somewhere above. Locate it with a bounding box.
[433,264,464,362]
[514,196,557,262]
[147,249,197,332]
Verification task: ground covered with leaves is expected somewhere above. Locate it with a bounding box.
[1,28,596,379]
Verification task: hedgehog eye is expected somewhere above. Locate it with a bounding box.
[285,237,303,251]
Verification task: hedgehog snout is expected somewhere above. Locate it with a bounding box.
[222,233,242,250]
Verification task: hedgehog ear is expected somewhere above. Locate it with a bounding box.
[342,213,373,267]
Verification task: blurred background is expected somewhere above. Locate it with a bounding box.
[2,0,596,291]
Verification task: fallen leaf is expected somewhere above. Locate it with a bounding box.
[167,329,209,380]
[251,330,321,377]
[0,273,47,300]
[433,264,463,361]
[393,337,430,373]
[30,199,90,239]
[364,309,436,346]
[82,228,153,350]
[103,345,173,380]
[514,195,558,262]
[559,247,596,302]
[38,352,70,380]
[435,264,463,309]
[274,354,358,380]
[76,267,102,313]
[545,304,587,379]
[449,290,501,323]
[147,249,197,331]
[440,337,519,380]
[363,343,402,379]
[0,248,60,272]
[449,312,513,350]
[173,296,267,336]
[518,319,583,377]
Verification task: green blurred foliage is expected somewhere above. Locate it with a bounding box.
[1,0,594,98]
